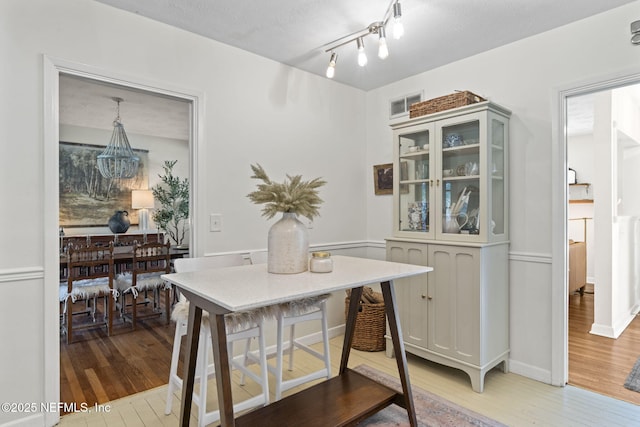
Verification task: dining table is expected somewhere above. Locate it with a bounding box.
[161,255,432,427]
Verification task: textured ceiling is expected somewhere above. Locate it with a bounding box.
[61,1,637,139]
[94,0,635,91]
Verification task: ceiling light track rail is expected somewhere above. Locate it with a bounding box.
[323,0,404,79]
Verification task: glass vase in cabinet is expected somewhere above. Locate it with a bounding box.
[392,101,510,243]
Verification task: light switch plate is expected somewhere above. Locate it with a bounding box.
[210,214,222,232]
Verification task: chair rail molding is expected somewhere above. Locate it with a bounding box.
[0,267,43,283]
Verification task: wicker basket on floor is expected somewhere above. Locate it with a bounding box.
[409,90,485,118]
[345,296,386,352]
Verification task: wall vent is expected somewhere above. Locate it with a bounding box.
[389,92,423,119]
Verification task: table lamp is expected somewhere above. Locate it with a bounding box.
[131,190,154,231]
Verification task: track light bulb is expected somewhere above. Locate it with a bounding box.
[393,2,404,40]
[378,27,389,59]
[326,52,337,78]
[357,37,367,66]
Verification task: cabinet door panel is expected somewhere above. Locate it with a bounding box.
[428,245,480,363]
[452,250,480,362]
[387,243,428,347]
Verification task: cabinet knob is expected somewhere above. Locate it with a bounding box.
[421,294,432,300]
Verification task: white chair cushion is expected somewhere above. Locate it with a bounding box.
[272,294,331,318]
[59,277,117,303]
[171,295,268,334]
[116,272,170,298]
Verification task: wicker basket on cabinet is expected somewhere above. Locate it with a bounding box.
[409,90,485,118]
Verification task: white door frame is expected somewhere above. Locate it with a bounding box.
[42,55,204,426]
[550,68,640,387]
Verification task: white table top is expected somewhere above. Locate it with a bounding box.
[162,255,431,313]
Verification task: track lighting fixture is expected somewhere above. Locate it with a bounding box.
[393,1,404,40]
[357,37,368,66]
[326,52,337,78]
[322,0,405,78]
[378,26,389,59]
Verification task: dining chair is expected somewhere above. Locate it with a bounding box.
[59,243,117,344]
[249,251,331,401]
[116,241,172,329]
[165,254,270,427]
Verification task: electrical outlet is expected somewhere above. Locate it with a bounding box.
[210,214,222,232]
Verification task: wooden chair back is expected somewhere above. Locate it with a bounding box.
[131,241,172,282]
[129,241,172,327]
[66,243,115,288]
[64,243,115,343]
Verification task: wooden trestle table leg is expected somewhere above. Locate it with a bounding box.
[381,280,417,426]
[179,299,202,426]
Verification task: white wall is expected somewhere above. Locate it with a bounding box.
[2,0,640,425]
[0,0,366,425]
[365,2,640,384]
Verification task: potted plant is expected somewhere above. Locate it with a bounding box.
[247,163,326,273]
[152,160,189,247]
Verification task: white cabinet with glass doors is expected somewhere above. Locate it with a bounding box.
[386,101,511,392]
[392,101,510,243]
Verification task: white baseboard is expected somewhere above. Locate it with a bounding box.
[509,359,553,385]
[0,413,45,427]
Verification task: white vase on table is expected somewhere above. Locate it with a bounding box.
[267,212,308,274]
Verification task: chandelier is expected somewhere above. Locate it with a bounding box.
[97,97,140,179]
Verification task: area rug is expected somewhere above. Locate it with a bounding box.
[353,365,506,427]
[624,356,640,392]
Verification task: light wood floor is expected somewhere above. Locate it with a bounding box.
[59,294,640,426]
[568,285,640,405]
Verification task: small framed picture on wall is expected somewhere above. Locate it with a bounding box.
[373,163,393,195]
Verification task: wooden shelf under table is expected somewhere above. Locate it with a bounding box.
[234,369,401,427]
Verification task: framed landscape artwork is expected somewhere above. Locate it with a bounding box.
[59,141,149,227]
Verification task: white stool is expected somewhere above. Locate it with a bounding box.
[249,251,331,400]
[165,255,270,426]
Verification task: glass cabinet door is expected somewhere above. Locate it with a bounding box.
[395,124,434,238]
[489,112,508,239]
[438,118,481,238]
[392,102,509,244]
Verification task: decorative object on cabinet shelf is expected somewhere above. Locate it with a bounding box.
[247,163,326,274]
[409,90,485,118]
[444,133,463,148]
[151,160,189,247]
[373,163,394,195]
[408,202,428,231]
[443,208,468,234]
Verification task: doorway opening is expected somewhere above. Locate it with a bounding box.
[43,56,202,424]
[560,78,640,403]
